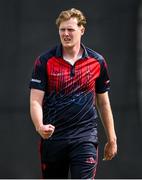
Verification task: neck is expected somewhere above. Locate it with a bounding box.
[63,44,82,61]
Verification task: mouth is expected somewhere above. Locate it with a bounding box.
[63,37,71,43]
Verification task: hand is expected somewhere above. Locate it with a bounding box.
[103,141,117,161]
[37,124,55,139]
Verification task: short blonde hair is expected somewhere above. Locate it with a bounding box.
[56,8,87,27]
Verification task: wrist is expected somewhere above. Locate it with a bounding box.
[107,137,117,144]
[35,124,43,132]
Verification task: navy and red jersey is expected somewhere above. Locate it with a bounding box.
[29,44,110,143]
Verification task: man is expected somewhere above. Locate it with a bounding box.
[29,8,117,179]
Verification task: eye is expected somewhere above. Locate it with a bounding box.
[59,28,75,33]
[59,28,65,32]
[68,28,75,32]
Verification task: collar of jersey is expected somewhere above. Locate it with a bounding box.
[55,43,89,59]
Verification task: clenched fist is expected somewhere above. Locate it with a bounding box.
[36,124,55,139]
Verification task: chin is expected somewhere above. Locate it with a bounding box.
[62,43,73,48]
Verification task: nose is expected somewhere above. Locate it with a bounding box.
[63,29,69,36]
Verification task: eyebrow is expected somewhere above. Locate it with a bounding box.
[59,27,78,30]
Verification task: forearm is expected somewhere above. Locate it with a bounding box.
[98,104,116,143]
[30,99,55,139]
[96,93,117,143]
[30,89,45,131]
[30,101,43,131]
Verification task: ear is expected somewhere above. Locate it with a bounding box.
[81,26,85,35]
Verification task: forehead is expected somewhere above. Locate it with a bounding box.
[59,18,79,28]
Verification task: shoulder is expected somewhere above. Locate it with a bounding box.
[38,45,58,63]
[86,47,105,63]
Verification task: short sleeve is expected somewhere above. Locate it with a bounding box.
[29,57,47,91]
[95,59,110,93]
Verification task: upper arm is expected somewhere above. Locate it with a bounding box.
[29,57,47,91]
[30,89,45,105]
[95,59,110,93]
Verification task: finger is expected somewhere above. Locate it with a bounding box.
[46,124,55,129]
[41,133,52,139]
[103,153,113,161]
[44,125,55,132]
[48,124,55,129]
[103,157,111,161]
[43,128,53,133]
[104,153,116,161]
[42,131,53,136]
